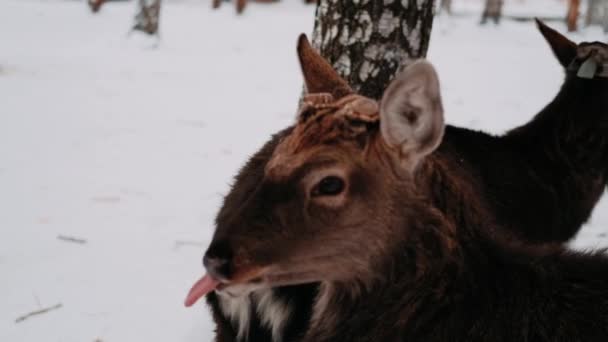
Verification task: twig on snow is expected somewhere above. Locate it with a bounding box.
[174,240,204,250]
[57,235,87,244]
[15,303,62,323]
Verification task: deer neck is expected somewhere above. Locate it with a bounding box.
[506,64,608,179]
[303,200,471,342]
[302,155,521,342]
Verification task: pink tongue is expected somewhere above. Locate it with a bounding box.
[184,274,220,307]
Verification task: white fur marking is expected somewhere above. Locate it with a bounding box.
[218,290,252,341]
[217,287,292,342]
[254,290,293,342]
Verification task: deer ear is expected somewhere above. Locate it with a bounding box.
[297,34,353,99]
[380,61,444,170]
[535,18,577,68]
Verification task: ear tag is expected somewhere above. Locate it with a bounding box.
[577,58,598,79]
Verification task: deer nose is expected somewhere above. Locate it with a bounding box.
[203,241,233,281]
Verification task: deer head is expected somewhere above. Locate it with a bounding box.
[185,35,447,306]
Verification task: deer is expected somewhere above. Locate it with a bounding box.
[185,20,608,342]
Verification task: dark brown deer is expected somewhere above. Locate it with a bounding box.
[186,49,608,342]
[186,21,608,341]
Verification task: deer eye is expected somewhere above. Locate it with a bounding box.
[313,176,345,197]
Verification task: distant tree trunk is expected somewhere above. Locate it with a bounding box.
[212,0,313,14]
[605,4,608,33]
[133,0,162,35]
[439,0,452,15]
[88,0,106,13]
[88,0,130,14]
[566,0,580,32]
[310,0,436,100]
[586,0,600,26]
[480,0,503,25]
[586,0,608,32]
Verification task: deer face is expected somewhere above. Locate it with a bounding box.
[185,36,444,306]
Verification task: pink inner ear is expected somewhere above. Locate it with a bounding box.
[378,61,444,158]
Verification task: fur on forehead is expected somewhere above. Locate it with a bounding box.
[265,93,379,179]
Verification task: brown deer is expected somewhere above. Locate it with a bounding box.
[186,43,608,342]
[186,21,608,341]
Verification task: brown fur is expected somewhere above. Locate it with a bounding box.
[202,23,608,342]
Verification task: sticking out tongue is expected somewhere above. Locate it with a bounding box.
[184,274,220,307]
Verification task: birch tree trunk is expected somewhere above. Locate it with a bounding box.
[604,4,608,33]
[310,0,436,100]
[133,0,162,35]
[586,0,600,26]
[480,0,503,25]
[439,0,452,15]
[586,0,608,32]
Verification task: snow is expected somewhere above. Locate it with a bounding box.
[0,0,607,341]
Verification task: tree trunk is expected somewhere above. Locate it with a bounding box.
[605,4,608,33]
[586,0,608,32]
[439,0,452,15]
[566,0,580,32]
[88,0,106,13]
[133,0,162,35]
[480,0,503,25]
[310,0,436,100]
[586,0,600,26]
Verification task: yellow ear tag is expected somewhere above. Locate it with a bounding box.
[577,58,598,79]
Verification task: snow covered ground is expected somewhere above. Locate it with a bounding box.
[1,0,607,341]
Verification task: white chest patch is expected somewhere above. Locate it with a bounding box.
[253,290,293,342]
[217,287,293,342]
[218,290,252,341]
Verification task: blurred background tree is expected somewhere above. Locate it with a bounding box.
[439,0,453,15]
[86,0,608,43]
[88,0,106,12]
[132,0,162,35]
[586,0,608,32]
[212,0,316,15]
[567,0,581,31]
[481,0,504,24]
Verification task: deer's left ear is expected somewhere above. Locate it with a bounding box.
[535,19,577,68]
[379,61,444,170]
